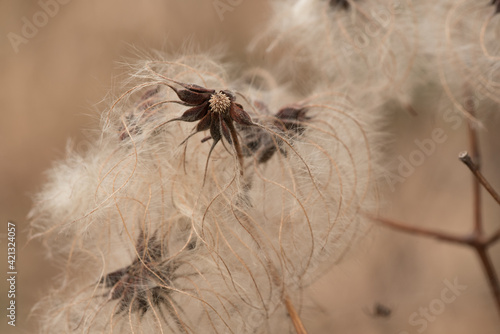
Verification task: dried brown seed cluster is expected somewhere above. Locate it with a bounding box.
[330,0,354,10]
[165,80,255,174]
[240,103,311,164]
[273,104,310,133]
[100,231,182,323]
[115,78,313,182]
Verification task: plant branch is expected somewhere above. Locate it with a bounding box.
[476,248,500,317]
[459,152,500,206]
[461,91,500,316]
[464,94,483,236]
[284,293,308,334]
[369,214,500,317]
[236,211,309,334]
[367,215,467,245]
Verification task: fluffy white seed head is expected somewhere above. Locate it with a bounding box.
[30,53,379,333]
[247,0,419,102]
[403,0,500,122]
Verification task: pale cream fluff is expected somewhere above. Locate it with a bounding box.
[29,54,378,333]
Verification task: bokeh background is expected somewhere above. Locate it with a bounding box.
[0,0,499,333]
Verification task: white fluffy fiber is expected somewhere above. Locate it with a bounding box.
[248,0,419,101]
[417,0,500,117]
[29,53,378,333]
[248,0,499,120]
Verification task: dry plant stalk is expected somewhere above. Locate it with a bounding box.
[370,95,500,317]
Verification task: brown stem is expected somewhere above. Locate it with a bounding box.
[368,215,467,245]
[284,294,308,334]
[476,247,500,317]
[464,94,483,236]
[369,214,500,317]
[461,90,500,316]
[459,152,500,206]
[235,211,309,334]
[366,90,500,320]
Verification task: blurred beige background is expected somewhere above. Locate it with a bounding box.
[0,0,499,333]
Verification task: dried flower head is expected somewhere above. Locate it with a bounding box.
[273,104,311,133]
[164,80,255,175]
[100,231,179,320]
[329,0,354,10]
[240,102,311,164]
[493,0,500,13]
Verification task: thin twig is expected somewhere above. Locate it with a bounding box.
[236,211,309,334]
[463,94,500,316]
[369,214,500,317]
[464,94,483,236]
[459,152,500,206]
[476,248,500,317]
[367,215,467,245]
[284,294,308,334]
